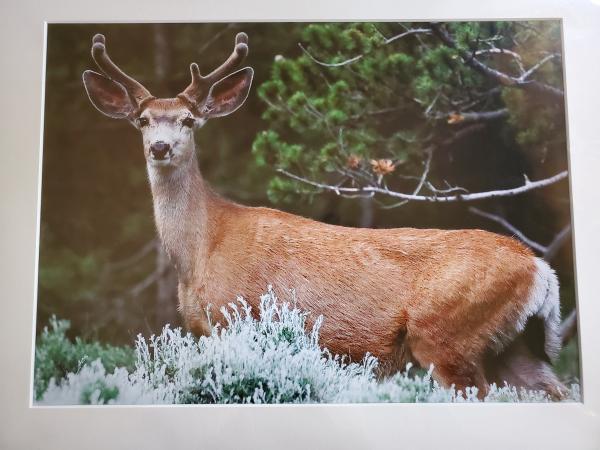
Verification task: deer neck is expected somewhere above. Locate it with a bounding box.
[146,144,212,283]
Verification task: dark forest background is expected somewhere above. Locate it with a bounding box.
[37,22,579,382]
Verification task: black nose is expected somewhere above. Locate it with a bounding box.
[150,141,171,160]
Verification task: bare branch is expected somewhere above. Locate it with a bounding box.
[299,28,431,68]
[543,224,572,262]
[424,92,441,117]
[446,108,509,125]
[128,263,169,298]
[384,28,433,45]
[429,23,564,100]
[560,309,578,346]
[398,23,432,49]
[475,47,525,74]
[299,43,363,67]
[469,208,572,262]
[196,24,235,56]
[105,239,158,272]
[440,123,486,146]
[380,148,433,209]
[521,53,560,81]
[410,148,433,194]
[426,181,469,195]
[469,207,546,253]
[278,169,568,203]
[350,106,404,121]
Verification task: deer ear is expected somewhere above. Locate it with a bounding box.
[202,67,254,118]
[82,70,136,119]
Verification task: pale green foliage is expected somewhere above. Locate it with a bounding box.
[36,289,579,405]
[34,316,134,400]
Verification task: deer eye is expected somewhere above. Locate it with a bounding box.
[137,117,149,127]
[182,117,195,128]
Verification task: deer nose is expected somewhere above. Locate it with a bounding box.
[150,141,171,160]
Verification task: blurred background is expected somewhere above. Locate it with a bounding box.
[37,22,579,382]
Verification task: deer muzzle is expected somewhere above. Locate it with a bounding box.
[149,141,172,161]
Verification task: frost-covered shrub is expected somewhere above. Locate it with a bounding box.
[35,289,580,405]
[34,316,135,400]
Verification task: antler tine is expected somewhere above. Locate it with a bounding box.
[203,32,249,83]
[179,32,249,105]
[91,33,152,106]
[179,62,205,103]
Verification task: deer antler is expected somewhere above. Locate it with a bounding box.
[179,32,249,106]
[91,34,153,106]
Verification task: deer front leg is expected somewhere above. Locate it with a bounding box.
[433,359,489,399]
[178,283,212,337]
[410,340,489,399]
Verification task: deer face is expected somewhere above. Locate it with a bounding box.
[133,98,199,167]
[82,33,253,169]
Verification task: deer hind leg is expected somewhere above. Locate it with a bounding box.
[485,258,566,399]
[485,336,566,399]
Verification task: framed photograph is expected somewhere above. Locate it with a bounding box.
[1,0,599,449]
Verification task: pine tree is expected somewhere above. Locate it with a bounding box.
[252,22,567,207]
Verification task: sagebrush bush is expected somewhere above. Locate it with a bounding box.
[35,289,580,405]
[34,316,135,400]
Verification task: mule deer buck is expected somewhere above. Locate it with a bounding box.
[82,32,565,397]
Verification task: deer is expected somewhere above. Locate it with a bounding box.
[82,32,566,398]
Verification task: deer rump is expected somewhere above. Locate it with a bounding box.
[192,205,564,397]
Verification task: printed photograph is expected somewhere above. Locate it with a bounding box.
[34,21,580,405]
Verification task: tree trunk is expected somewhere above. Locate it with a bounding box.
[153,24,170,94]
[359,196,374,228]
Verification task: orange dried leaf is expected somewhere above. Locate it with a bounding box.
[370,159,396,176]
[346,154,362,169]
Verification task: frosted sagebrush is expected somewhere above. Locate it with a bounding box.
[34,316,134,400]
[36,288,580,405]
